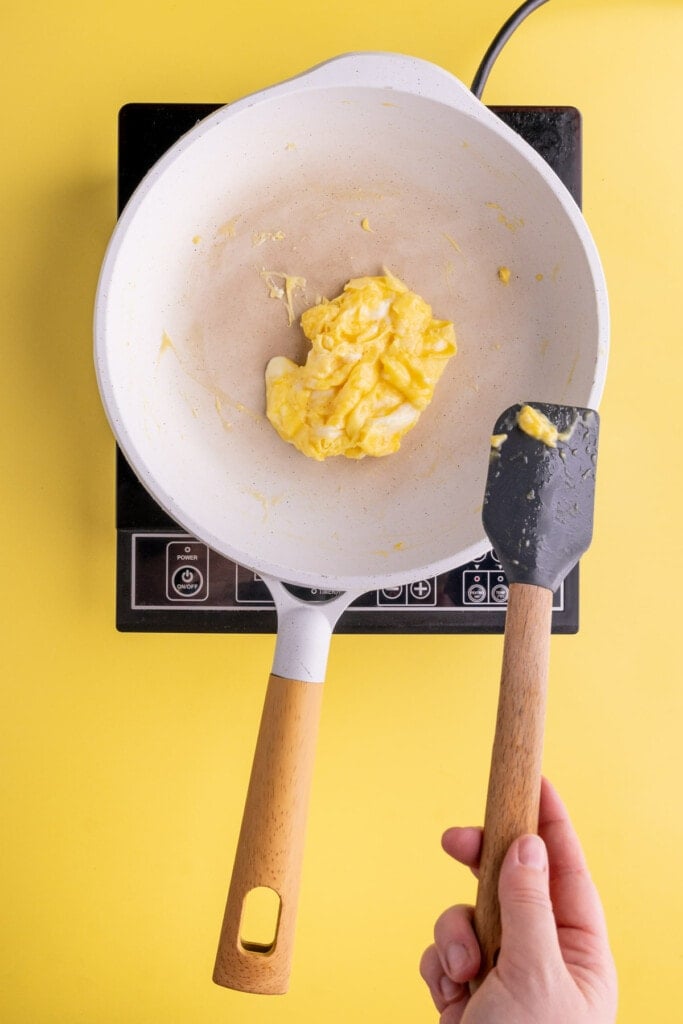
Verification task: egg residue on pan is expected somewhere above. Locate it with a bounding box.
[265,271,457,460]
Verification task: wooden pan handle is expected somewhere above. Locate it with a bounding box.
[213,674,324,994]
[472,582,553,988]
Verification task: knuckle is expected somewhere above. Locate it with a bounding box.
[433,904,475,950]
[419,944,439,982]
[507,887,554,912]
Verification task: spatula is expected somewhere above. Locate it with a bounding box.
[471,401,599,986]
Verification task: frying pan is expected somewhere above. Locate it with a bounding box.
[94,52,609,994]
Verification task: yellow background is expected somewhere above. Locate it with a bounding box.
[2,0,682,1020]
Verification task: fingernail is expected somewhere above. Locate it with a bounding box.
[517,834,547,870]
[446,941,469,977]
[440,974,459,1003]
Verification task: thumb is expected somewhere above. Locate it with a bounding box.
[497,834,562,976]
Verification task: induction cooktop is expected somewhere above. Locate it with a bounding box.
[114,103,582,635]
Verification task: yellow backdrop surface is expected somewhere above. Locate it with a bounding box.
[2,1,682,1021]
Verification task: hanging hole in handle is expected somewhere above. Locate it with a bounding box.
[239,886,282,954]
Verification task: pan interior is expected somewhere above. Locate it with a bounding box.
[97,84,606,590]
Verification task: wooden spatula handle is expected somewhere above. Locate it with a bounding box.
[472,582,553,987]
[213,674,324,994]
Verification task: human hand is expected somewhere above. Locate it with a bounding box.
[420,778,617,1023]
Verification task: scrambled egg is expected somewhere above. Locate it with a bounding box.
[516,404,577,448]
[260,270,307,326]
[265,271,456,460]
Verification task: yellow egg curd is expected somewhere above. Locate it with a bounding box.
[516,404,577,448]
[265,271,457,460]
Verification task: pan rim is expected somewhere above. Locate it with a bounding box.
[94,52,609,593]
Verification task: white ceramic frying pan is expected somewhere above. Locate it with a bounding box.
[94,52,608,994]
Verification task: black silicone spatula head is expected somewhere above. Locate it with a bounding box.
[483,403,600,593]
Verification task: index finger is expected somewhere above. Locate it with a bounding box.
[441,826,483,878]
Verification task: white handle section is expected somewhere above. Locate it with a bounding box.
[293,51,485,118]
[263,576,358,683]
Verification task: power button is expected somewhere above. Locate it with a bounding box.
[171,565,204,597]
[166,541,209,602]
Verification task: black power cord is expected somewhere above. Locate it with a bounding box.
[471,0,550,99]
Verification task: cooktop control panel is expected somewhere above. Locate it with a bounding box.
[116,525,575,634]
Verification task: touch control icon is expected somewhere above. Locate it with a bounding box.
[171,565,204,597]
[166,540,209,601]
[467,582,487,603]
[377,578,436,606]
